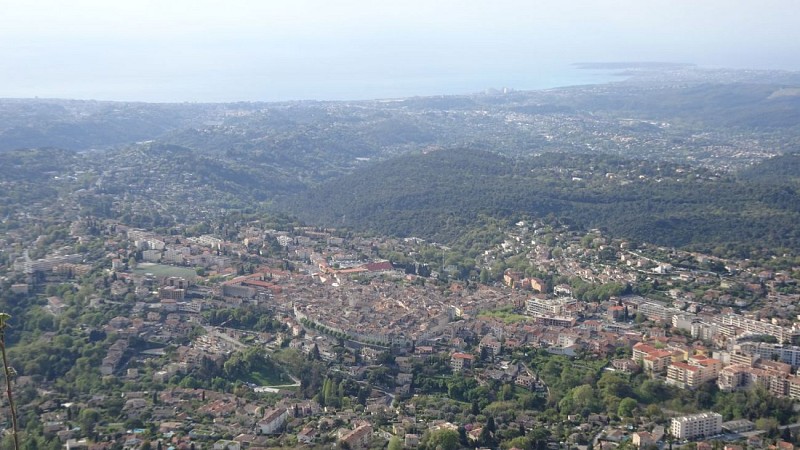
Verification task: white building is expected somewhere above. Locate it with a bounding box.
[671,412,722,440]
[526,297,577,317]
[737,342,800,369]
[639,301,680,323]
[720,315,799,344]
[258,407,288,435]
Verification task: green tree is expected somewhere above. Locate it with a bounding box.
[506,436,533,450]
[388,436,403,450]
[618,397,638,418]
[421,429,460,450]
[480,269,491,284]
[78,408,101,435]
[755,417,780,438]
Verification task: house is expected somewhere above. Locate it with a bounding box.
[632,432,655,448]
[212,440,240,450]
[258,407,288,434]
[297,426,317,444]
[479,336,502,358]
[340,424,373,450]
[451,353,475,371]
[405,434,420,448]
[612,359,641,374]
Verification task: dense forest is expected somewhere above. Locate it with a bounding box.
[281,149,800,257]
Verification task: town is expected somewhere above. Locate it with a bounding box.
[3,208,800,450]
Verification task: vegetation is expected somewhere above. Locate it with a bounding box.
[478,306,531,324]
[0,313,19,450]
[284,149,800,258]
[3,73,800,449]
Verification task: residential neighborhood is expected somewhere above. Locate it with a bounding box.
[3,209,800,450]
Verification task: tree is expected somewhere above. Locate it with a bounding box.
[506,436,533,450]
[78,409,101,435]
[388,436,403,450]
[618,397,638,418]
[471,400,481,416]
[486,416,496,434]
[755,417,780,438]
[480,269,491,284]
[310,343,321,361]
[421,429,460,450]
[0,313,19,450]
[645,404,662,420]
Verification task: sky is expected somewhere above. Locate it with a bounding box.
[1,0,800,102]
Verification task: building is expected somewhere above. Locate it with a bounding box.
[671,412,723,440]
[141,249,161,262]
[14,254,82,274]
[720,315,799,344]
[608,305,626,321]
[737,343,800,369]
[212,440,241,450]
[612,359,641,374]
[633,343,675,375]
[667,356,723,390]
[526,297,578,317]
[450,353,475,372]
[721,420,755,434]
[258,408,288,435]
[159,286,185,301]
[340,424,373,450]
[479,336,502,357]
[639,301,679,323]
[504,270,523,287]
[632,432,655,448]
[297,426,317,444]
[667,362,704,390]
[10,283,29,294]
[717,363,800,400]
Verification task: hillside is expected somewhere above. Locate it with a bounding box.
[738,152,800,184]
[281,149,800,256]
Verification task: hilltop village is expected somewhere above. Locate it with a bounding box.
[2,213,800,450]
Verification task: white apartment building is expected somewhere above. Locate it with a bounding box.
[639,301,680,323]
[526,296,577,317]
[738,342,800,369]
[671,412,722,440]
[720,315,799,344]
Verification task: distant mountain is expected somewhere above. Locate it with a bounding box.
[4,70,800,160]
[548,82,800,129]
[280,149,800,255]
[4,68,800,256]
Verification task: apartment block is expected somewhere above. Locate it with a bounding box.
[526,296,578,317]
[633,342,675,375]
[671,412,722,440]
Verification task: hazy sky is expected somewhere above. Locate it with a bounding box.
[2,0,799,102]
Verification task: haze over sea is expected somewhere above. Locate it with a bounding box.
[3,1,800,103]
[10,64,626,103]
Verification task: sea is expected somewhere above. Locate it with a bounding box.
[172,64,628,103]
[5,63,627,104]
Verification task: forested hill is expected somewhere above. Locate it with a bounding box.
[280,149,800,256]
[738,152,800,184]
